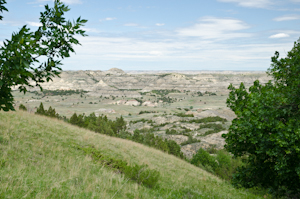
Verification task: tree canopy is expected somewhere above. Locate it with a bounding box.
[223,39,300,196]
[0,0,87,111]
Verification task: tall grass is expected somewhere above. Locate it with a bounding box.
[0,111,263,198]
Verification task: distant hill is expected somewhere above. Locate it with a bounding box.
[19,68,271,98]
[0,111,263,198]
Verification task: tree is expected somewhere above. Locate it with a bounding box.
[0,0,87,111]
[70,113,78,125]
[36,102,46,115]
[223,39,300,196]
[19,104,27,111]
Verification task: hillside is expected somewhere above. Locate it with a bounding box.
[0,111,263,198]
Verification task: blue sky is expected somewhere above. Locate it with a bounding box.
[1,0,300,71]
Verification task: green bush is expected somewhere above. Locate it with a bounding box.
[166,129,178,135]
[198,123,226,136]
[175,113,194,117]
[191,148,218,172]
[191,148,244,182]
[124,164,160,188]
[75,144,160,188]
[19,104,27,111]
[215,150,243,181]
[187,116,227,124]
[180,135,200,146]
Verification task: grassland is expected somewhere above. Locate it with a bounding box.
[0,111,263,198]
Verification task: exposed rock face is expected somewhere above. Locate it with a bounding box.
[142,101,157,107]
[152,116,182,125]
[22,68,270,98]
[125,100,140,106]
[95,108,116,114]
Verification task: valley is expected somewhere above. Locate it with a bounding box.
[12,68,270,158]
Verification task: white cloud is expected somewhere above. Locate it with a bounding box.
[273,14,300,21]
[105,17,116,21]
[155,23,165,26]
[81,27,101,33]
[26,21,42,27]
[100,17,117,22]
[124,23,139,27]
[65,35,294,70]
[218,0,272,8]
[149,51,163,56]
[176,17,251,40]
[269,33,290,38]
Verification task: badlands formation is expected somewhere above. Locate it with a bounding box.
[17,68,270,158]
[31,68,270,97]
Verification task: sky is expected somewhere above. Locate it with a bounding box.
[1,0,300,71]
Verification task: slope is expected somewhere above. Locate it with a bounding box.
[0,111,261,198]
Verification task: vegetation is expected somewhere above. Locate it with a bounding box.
[36,102,67,121]
[205,91,217,96]
[138,110,158,115]
[158,73,171,78]
[151,89,181,97]
[157,96,176,103]
[0,0,87,111]
[74,144,160,188]
[175,113,194,117]
[180,135,200,146]
[199,123,226,136]
[1,106,270,198]
[165,129,178,135]
[30,89,87,96]
[132,129,184,159]
[191,148,243,182]
[35,103,184,159]
[19,104,27,111]
[1,111,266,198]
[223,39,300,197]
[182,116,227,124]
[130,118,154,124]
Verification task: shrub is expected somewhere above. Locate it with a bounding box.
[75,144,160,188]
[124,164,160,188]
[215,150,243,181]
[19,104,27,111]
[180,135,200,146]
[175,113,194,117]
[191,148,218,172]
[166,129,178,135]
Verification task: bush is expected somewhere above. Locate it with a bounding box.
[175,113,194,117]
[75,144,160,188]
[191,148,218,172]
[215,150,243,181]
[19,104,27,111]
[166,129,178,135]
[124,164,160,188]
[180,135,200,146]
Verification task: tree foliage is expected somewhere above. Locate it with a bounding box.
[223,40,300,196]
[0,0,87,111]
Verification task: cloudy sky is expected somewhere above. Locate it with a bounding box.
[1,0,300,71]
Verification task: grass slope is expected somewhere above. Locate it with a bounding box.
[0,111,261,198]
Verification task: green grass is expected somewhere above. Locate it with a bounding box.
[0,111,263,198]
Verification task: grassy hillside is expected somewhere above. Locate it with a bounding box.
[0,111,262,198]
